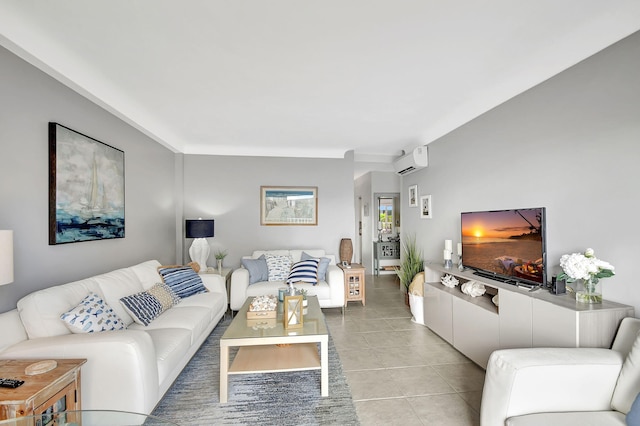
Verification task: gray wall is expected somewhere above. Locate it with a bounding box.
[0,46,178,313]
[181,152,356,269]
[401,31,640,313]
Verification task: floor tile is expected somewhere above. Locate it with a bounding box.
[326,273,485,426]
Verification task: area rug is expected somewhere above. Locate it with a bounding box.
[152,318,359,425]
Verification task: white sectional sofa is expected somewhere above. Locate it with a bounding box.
[230,249,345,311]
[0,260,227,415]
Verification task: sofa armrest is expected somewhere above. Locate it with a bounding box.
[326,264,345,306]
[481,347,624,426]
[230,268,250,311]
[200,273,226,297]
[0,330,159,415]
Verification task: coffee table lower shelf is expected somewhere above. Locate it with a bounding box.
[229,343,321,374]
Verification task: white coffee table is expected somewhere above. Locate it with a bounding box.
[219,296,329,403]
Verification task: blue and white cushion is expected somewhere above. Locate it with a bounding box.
[286,259,320,286]
[158,266,208,298]
[301,252,331,281]
[265,254,293,281]
[60,293,126,333]
[120,291,164,326]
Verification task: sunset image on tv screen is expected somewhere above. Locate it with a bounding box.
[461,208,544,284]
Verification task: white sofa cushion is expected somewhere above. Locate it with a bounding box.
[146,328,192,386]
[128,305,212,346]
[246,281,332,301]
[506,411,626,426]
[17,277,102,339]
[96,268,145,326]
[130,260,163,290]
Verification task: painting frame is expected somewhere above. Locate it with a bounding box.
[408,184,418,207]
[420,195,432,219]
[49,122,125,244]
[260,186,318,226]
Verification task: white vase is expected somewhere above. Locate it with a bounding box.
[217,259,223,274]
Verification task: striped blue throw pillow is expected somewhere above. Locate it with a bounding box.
[286,259,319,286]
[158,267,208,299]
[120,291,164,326]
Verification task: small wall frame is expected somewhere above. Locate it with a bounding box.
[283,295,304,329]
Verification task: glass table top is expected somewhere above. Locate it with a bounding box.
[222,295,328,340]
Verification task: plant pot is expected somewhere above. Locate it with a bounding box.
[409,293,425,325]
[404,292,410,306]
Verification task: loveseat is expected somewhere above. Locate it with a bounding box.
[481,316,640,425]
[230,249,345,311]
[0,260,227,415]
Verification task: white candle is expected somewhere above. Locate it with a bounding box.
[444,249,452,260]
[445,240,452,252]
[457,243,462,256]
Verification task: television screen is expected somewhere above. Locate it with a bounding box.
[461,207,546,286]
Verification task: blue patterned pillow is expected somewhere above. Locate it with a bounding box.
[265,254,293,281]
[158,267,208,298]
[242,255,269,284]
[60,293,126,333]
[120,291,164,326]
[301,252,331,281]
[286,259,320,286]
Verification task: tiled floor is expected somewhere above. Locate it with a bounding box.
[323,273,484,426]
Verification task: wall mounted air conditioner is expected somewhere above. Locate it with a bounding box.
[393,146,428,176]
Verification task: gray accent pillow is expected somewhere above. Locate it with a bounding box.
[242,255,268,285]
[302,252,331,282]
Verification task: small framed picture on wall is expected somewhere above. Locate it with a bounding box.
[420,195,432,219]
[408,185,418,207]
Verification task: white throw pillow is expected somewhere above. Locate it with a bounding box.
[265,254,293,281]
[60,293,126,333]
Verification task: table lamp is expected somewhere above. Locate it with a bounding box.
[0,230,14,286]
[185,219,214,271]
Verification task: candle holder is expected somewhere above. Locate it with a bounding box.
[458,256,464,271]
[444,259,453,269]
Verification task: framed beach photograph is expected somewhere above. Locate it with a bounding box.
[408,184,418,207]
[420,195,432,219]
[260,186,318,226]
[49,123,125,244]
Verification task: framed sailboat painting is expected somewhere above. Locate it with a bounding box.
[49,123,125,244]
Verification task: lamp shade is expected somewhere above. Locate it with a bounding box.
[0,230,14,286]
[185,219,214,238]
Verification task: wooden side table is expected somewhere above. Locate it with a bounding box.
[338,263,366,307]
[0,359,86,421]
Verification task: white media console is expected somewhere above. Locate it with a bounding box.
[423,262,634,368]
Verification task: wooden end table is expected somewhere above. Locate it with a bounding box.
[0,359,86,421]
[338,263,366,306]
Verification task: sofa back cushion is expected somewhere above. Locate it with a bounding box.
[95,267,145,326]
[129,260,162,290]
[17,277,102,339]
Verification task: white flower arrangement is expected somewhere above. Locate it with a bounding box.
[558,248,615,284]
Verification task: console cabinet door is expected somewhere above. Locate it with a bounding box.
[452,297,499,368]
[498,289,533,349]
[532,299,577,347]
[423,283,453,344]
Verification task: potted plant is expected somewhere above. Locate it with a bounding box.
[214,249,228,274]
[395,234,424,306]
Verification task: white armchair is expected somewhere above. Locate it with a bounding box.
[481,317,640,426]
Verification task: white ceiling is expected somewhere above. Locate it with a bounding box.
[1,1,640,165]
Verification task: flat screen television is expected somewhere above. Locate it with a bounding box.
[461,207,546,287]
